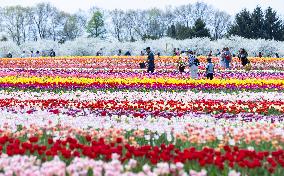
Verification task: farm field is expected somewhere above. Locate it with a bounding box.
[0,56,283,176]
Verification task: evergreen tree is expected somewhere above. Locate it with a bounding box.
[175,23,192,40]
[229,9,253,38]
[167,24,176,38]
[251,6,264,39]
[263,7,284,40]
[191,18,210,38]
[86,11,106,38]
[170,19,210,40]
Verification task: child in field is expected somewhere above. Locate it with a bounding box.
[206,58,214,80]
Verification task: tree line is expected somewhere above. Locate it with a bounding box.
[0,2,283,45]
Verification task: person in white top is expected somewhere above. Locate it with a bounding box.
[188,50,199,79]
[220,48,226,68]
[180,51,187,57]
[206,58,214,80]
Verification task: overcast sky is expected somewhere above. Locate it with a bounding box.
[0,0,283,16]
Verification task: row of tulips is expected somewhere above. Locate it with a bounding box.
[0,56,283,70]
[0,154,235,176]
[0,69,283,79]
[0,89,282,116]
[0,99,282,115]
[3,107,284,122]
[1,112,284,146]
[0,126,283,175]
[0,76,282,91]
[0,90,283,102]
[0,154,216,176]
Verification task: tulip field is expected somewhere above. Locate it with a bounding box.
[0,56,283,176]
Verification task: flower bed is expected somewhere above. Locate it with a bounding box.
[0,56,283,175]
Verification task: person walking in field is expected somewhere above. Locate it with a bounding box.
[206,58,214,80]
[216,49,221,57]
[238,48,252,71]
[21,51,27,58]
[208,50,213,57]
[35,51,41,57]
[146,47,155,73]
[117,49,122,56]
[6,52,12,58]
[176,48,181,56]
[238,48,249,67]
[96,48,103,56]
[177,51,187,73]
[173,48,177,56]
[219,48,225,68]
[222,47,232,69]
[258,52,262,58]
[50,49,56,57]
[188,50,199,79]
[30,51,35,57]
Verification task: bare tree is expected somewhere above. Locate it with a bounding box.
[164,6,176,26]
[210,11,231,39]
[1,6,30,45]
[0,2,234,43]
[62,14,86,40]
[49,10,67,41]
[145,9,166,39]
[124,10,136,41]
[192,2,210,22]
[26,9,38,41]
[32,3,55,39]
[132,10,148,40]
[174,4,193,27]
[110,9,125,41]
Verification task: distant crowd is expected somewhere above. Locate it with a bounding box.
[3,47,280,59]
[5,49,56,58]
[171,47,280,58]
[141,46,280,80]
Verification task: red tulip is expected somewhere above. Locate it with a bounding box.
[29,136,38,143]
